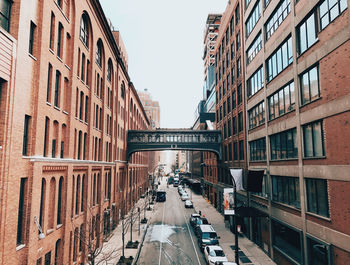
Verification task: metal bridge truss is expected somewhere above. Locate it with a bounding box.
[126,129,222,161]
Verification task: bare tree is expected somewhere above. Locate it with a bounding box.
[71,205,120,265]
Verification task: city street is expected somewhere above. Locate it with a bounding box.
[137,179,206,265]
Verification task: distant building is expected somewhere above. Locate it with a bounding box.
[137,88,163,168]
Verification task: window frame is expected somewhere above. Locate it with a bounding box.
[0,0,12,32]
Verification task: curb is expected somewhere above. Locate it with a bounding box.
[132,218,150,265]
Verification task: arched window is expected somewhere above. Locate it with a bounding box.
[81,174,85,212]
[75,175,80,215]
[121,81,125,99]
[80,13,89,47]
[49,177,56,229]
[107,59,113,82]
[39,178,46,232]
[96,40,103,67]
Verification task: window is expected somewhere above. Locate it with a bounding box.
[270,128,297,160]
[39,179,46,232]
[79,91,84,120]
[57,23,63,58]
[230,17,234,35]
[247,33,262,64]
[236,31,240,50]
[22,115,31,155]
[227,96,231,113]
[107,60,113,82]
[223,123,227,139]
[268,81,295,120]
[306,178,329,217]
[46,64,52,102]
[272,175,300,207]
[231,43,235,60]
[272,220,302,263]
[246,1,261,37]
[81,53,85,81]
[57,0,62,8]
[44,252,51,265]
[234,142,238,160]
[237,84,242,104]
[225,29,229,45]
[303,120,324,157]
[233,116,237,134]
[248,101,265,129]
[228,143,232,160]
[96,40,102,67]
[228,119,232,137]
[297,12,317,54]
[238,112,243,132]
[49,13,55,50]
[247,66,264,97]
[237,58,241,78]
[300,65,320,105]
[232,91,236,110]
[249,137,266,161]
[231,66,235,83]
[54,70,61,107]
[265,0,291,40]
[43,117,50,157]
[319,0,347,30]
[0,0,11,32]
[29,21,36,55]
[57,178,63,225]
[239,140,244,160]
[17,178,28,245]
[80,14,89,47]
[266,36,293,82]
[235,5,240,25]
[307,236,331,265]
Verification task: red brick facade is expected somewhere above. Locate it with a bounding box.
[0,0,151,264]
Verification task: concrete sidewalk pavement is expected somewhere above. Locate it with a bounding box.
[189,189,275,265]
[95,196,154,265]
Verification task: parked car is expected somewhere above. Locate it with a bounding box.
[181,193,189,201]
[193,217,209,236]
[184,200,193,208]
[197,224,220,251]
[204,245,228,264]
[189,213,201,228]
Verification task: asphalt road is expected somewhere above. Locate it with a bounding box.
[137,179,207,265]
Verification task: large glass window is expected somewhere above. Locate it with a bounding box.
[319,0,347,30]
[238,112,243,132]
[248,101,265,129]
[270,128,297,160]
[247,33,262,65]
[272,175,300,208]
[246,1,261,37]
[268,81,295,120]
[306,178,329,217]
[80,14,89,47]
[300,65,320,105]
[303,120,324,157]
[247,66,264,97]
[272,220,303,263]
[96,41,102,67]
[297,12,317,54]
[265,0,291,40]
[0,0,11,32]
[249,137,266,161]
[266,37,293,82]
[239,140,244,160]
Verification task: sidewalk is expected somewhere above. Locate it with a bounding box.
[95,196,154,265]
[190,189,276,265]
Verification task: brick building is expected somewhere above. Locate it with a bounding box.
[203,0,350,264]
[0,0,151,264]
[243,0,350,264]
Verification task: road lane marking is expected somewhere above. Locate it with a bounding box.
[180,195,202,265]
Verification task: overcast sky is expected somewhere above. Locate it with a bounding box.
[100,0,228,128]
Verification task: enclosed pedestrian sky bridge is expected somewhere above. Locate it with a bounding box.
[126,129,222,161]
